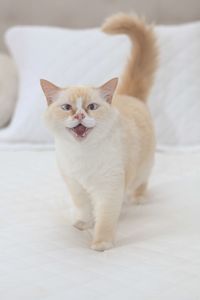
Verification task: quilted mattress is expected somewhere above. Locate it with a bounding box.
[0,150,200,299]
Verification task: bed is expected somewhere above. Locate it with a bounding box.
[0,149,200,299]
[0,1,200,299]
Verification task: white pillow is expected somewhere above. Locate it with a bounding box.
[0,53,18,128]
[150,23,200,148]
[1,23,200,148]
[0,27,129,143]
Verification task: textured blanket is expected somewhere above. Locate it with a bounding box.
[0,151,200,299]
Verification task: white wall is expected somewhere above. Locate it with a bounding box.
[0,0,200,50]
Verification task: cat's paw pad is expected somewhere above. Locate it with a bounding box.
[73,220,92,231]
[91,241,113,251]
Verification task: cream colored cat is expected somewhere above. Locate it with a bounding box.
[40,13,158,251]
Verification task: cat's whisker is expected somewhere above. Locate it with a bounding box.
[82,117,96,128]
[64,118,79,128]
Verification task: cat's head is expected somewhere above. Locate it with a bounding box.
[40,78,118,141]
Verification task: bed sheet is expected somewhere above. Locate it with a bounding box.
[0,150,200,300]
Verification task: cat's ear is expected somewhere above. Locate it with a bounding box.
[40,79,61,105]
[99,77,118,104]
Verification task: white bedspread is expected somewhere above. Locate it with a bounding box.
[0,150,200,300]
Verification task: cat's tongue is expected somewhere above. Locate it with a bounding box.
[72,124,87,137]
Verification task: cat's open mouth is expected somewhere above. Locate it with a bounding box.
[70,124,91,139]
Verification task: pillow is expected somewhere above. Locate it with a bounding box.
[1,23,200,149]
[0,27,129,143]
[0,53,18,128]
[149,23,200,148]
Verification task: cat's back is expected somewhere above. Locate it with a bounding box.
[113,94,155,163]
[113,94,153,129]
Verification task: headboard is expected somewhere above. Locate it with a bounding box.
[0,0,200,50]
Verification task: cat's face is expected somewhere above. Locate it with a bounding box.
[41,78,118,141]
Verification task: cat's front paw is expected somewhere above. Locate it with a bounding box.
[91,240,113,251]
[73,220,93,231]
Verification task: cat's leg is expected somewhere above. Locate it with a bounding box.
[134,182,147,199]
[66,178,93,230]
[133,159,153,203]
[128,182,148,205]
[91,183,123,251]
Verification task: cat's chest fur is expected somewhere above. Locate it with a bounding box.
[55,133,124,187]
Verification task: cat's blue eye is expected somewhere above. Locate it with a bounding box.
[87,103,99,110]
[61,104,72,111]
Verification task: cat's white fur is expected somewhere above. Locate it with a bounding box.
[41,13,158,251]
[76,97,83,110]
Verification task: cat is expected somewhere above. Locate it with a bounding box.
[40,13,158,251]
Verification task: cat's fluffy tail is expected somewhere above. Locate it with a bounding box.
[102,13,158,102]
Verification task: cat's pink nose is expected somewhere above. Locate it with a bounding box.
[74,113,85,121]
